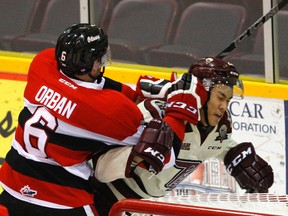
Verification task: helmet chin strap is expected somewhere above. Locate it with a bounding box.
[96,67,105,84]
[202,90,212,127]
[202,102,210,127]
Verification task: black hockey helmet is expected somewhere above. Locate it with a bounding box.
[55,23,109,76]
[189,57,244,99]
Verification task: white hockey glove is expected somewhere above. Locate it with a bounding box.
[135,72,177,102]
[224,142,274,193]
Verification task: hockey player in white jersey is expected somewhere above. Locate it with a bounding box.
[91,57,274,216]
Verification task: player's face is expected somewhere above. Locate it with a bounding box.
[205,84,233,126]
[91,60,102,76]
[74,60,102,82]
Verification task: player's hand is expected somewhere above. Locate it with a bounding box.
[224,142,274,193]
[165,72,208,124]
[125,118,174,177]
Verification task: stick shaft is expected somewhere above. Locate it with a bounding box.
[216,0,288,59]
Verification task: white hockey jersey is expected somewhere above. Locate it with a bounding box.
[94,98,239,202]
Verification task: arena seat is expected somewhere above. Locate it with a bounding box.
[144,2,247,68]
[93,0,113,31]
[0,0,41,50]
[11,0,80,52]
[106,0,180,64]
[226,10,288,80]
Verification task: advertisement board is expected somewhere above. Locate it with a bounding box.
[229,97,286,194]
[0,79,26,163]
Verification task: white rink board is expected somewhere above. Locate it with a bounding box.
[229,96,286,194]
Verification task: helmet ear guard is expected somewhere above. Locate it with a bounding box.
[55,23,109,77]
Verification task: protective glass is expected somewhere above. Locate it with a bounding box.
[232,79,244,99]
[100,47,111,67]
[92,47,112,71]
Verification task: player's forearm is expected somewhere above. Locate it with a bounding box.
[94,146,133,182]
[103,76,138,102]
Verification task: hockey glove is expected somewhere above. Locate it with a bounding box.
[135,72,178,102]
[224,142,274,193]
[165,72,208,125]
[125,118,174,177]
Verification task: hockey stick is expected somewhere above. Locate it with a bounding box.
[216,0,288,59]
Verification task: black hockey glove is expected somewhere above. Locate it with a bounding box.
[125,118,174,177]
[224,142,274,193]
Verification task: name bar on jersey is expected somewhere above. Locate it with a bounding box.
[35,85,77,119]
